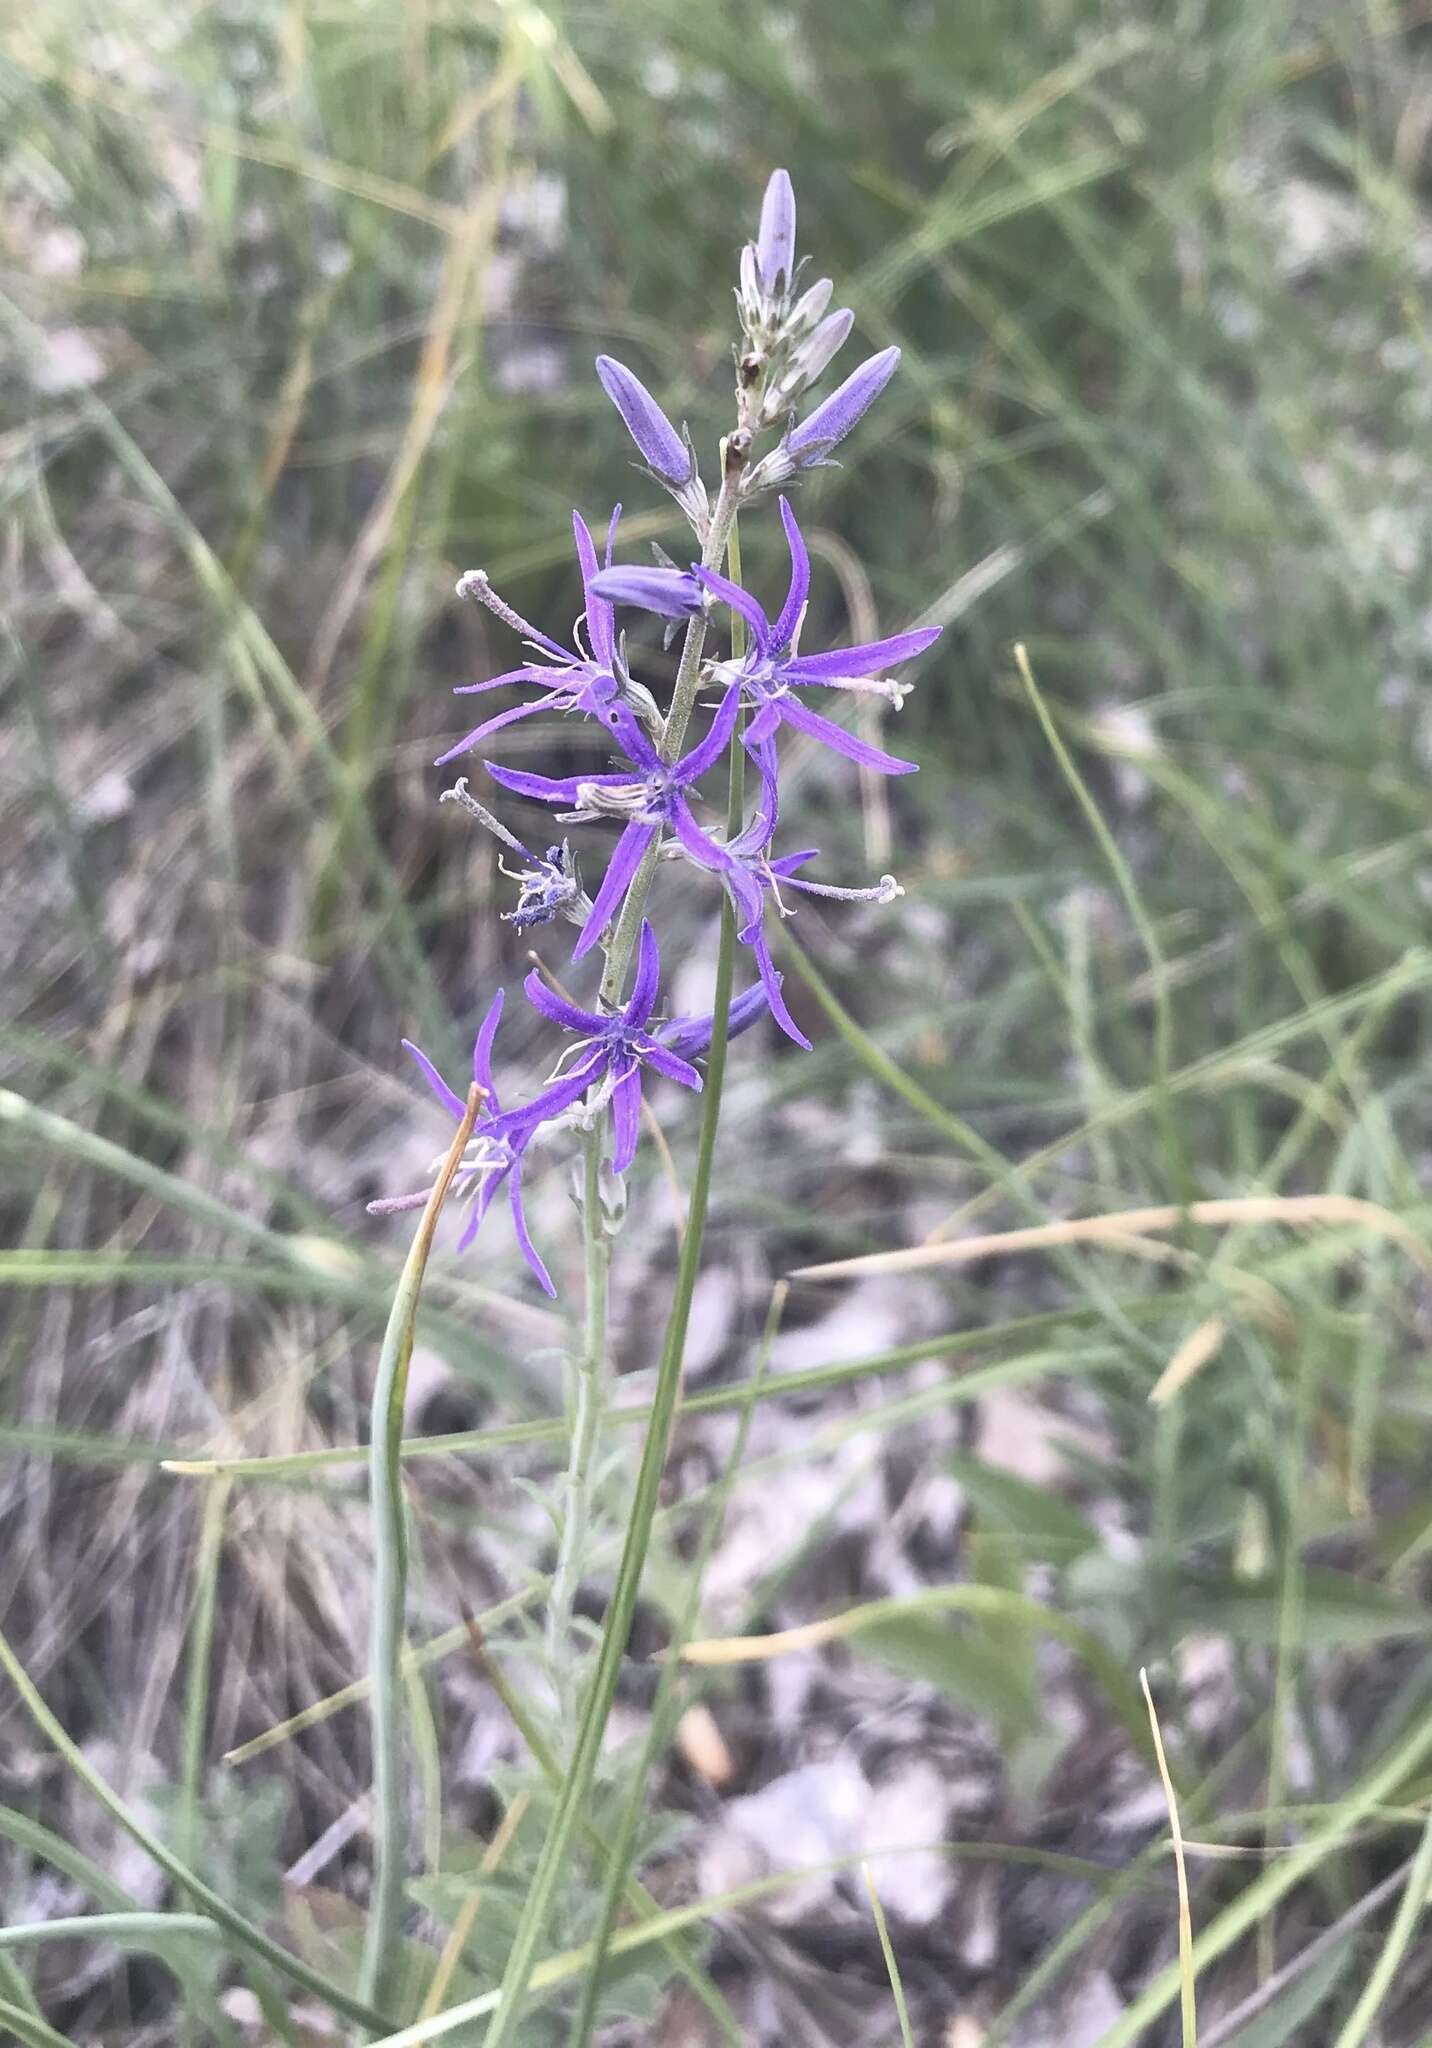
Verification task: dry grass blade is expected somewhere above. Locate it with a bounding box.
[791,1195,1432,1282]
[1143,1669,1197,2048]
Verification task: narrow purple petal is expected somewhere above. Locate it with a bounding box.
[402,1038,465,1120]
[506,1054,605,1135]
[673,684,741,784]
[726,866,768,941]
[472,990,504,1102]
[787,347,901,457]
[522,970,604,1036]
[658,982,771,1057]
[781,625,942,682]
[435,696,552,767]
[624,919,662,1028]
[572,510,615,669]
[692,566,770,654]
[775,694,918,774]
[743,699,783,749]
[487,762,631,804]
[508,1156,556,1296]
[452,663,559,698]
[670,798,729,873]
[588,566,703,620]
[639,1041,703,1090]
[571,820,656,962]
[595,356,691,485]
[610,1067,643,1175]
[770,497,811,653]
[756,168,796,291]
[751,932,813,1050]
[768,847,820,879]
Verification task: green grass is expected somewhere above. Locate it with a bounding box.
[6,0,1432,2040]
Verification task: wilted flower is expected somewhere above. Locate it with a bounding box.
[486,686,742,959]
[523,922,702,1174]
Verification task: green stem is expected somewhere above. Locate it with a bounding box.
[477,733,743,2048]
[598,436,748,1008]
[546,1123,610,1715]
[359,1085,484,2024]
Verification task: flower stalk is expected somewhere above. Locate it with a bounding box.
[545,1121,611,1713]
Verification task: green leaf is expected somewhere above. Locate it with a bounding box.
[948,1451,1101,1564]
[1176,1568,1432,1646]
[857,1613,1039,1734]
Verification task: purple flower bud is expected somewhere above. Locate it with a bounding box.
[756,168,796,292]
[788,346,901,458]
[786,275,833,339]
[589,565,704,620]
[801,308,854,384]
[595,356,692,485]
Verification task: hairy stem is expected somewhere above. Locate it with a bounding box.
[477,774,742,2048]
[597,435,749,1009]
[360,1084,483,2024]
[545,1122,610,1715]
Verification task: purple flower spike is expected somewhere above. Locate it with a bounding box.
[523,922,702,1177]
[589,565,704,621]
[595,356,692,487]
[756,169,797,292]
[787,346,901,458]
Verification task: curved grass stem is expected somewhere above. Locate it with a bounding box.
[359,1082,484,2023]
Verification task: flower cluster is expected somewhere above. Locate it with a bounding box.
[375,171,941,1295]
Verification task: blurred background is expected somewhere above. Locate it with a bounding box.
[6,1,1432,2042]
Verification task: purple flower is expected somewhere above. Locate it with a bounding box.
[524,922,701,1174]
[486,687,743,960]
[698,496,939,777]
[439,511,650,768]
[672,771,900,1050]
[371,991,594,1296]
[755,168,796,293]
[588,564,703,621]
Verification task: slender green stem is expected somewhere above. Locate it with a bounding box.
[598,437,748,1008]
[546,1122,610,1715]
[0,1914,219,1953]
[359,1085,483,2024]
[477,703,744,2048]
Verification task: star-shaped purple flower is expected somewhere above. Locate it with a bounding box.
[437,508,649,768]
[374,990,595,1296]
[590,498,939,779]
[486,685,742,961]
[523,922,702,1175]
[671,770,900,1050]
